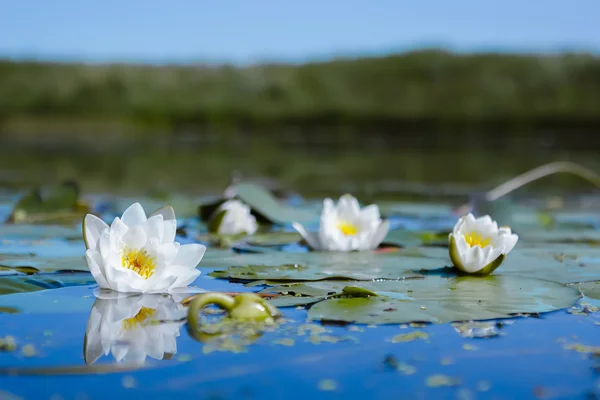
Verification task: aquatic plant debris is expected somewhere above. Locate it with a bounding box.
[563,343,600,356]
[317,379,338,391]
[391,331,429,343]
[452,321,503,338]
[426,374,461,387]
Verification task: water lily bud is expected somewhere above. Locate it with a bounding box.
[448,213,519,276]
[209,200,258,236]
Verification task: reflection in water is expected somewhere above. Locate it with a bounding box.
[84,291,187,365]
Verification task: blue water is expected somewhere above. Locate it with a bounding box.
[1,198,600,399]
[0,279,598,399]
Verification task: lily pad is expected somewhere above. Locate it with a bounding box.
[246,232,303,247]
[0,255,89,273]
[0,273,96,297]
[415,246,600,285]
[0,225,82,240]
[5,181,88,224]
[306,276,580,324]
[576,281,600,299]
[232,183,317,225]
[209,249,446,281]
[0,285,95,313]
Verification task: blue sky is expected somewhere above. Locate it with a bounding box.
[0,0,598,64]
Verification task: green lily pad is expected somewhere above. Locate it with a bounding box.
[246,232,303,247]
[0,255,89,273]
[258,282,379,307]
[413,245,600,285]
[0,225,82,240]
[0,273,96,297]
[378,202,454,218]
[0,285,95,313]
[232,183,317,225]
[576,281,600,299]
[209,249,446,281]
[306,276,580,324]
[519,228,600,244]
[5,181,88,224]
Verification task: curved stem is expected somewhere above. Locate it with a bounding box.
[181,292,279,306]
[485,161,600,201]
[186,293,235,329]
[456,161,600,214]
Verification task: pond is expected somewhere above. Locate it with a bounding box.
[0,181,600,399]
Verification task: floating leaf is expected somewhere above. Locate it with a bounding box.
[307,276,579,324]
[209,249,444,281]
[416,246,600,285]
[232,183,317,225]
[246,232,303,247]
[0,285,95,313]
[391,331,429,343]
[0,273,95,296]
[0,225,82,240]
[5,181,88,224]
[0,255,89,273]
[576,281,600,299]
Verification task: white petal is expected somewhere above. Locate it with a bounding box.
[462,246,486,273]
[151,206,177,243]
[151,205,175,222]
[337,194,361,218]
[245,215,258,235]
[322,198,336,216]
[162,220,177,244]
[85,249,110,289]
[499,230,519,254]
[121,203,147,227]
[370,220,390,249]
[158,242,179,265]
[144,215,164,242]
[145,275,179,293]
[474,214,493,226]
[359,204,381,222]
[122,226,147,249]
[167,267,201,290]
[292,222,322,250]
[110,217,129,239]
[83,214,108,251]
[99,233,112,261]
[173,244,206,269]
[108,269,146,293]
[453,214,470,235]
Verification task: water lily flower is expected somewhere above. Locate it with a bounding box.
[84,292,185,364]
[209,199,258,236]
[83,203,206,293]
[448,213,519,275]
[292,194,389,252]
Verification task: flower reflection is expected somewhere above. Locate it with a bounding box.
[84,290,187,365]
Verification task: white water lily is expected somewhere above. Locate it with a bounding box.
[292,194,389,252]
[211,199,258,235]
[83,203,206,293]
[84,292,186,365]
[448,213,519,275]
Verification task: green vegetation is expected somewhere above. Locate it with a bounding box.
[1,50,600,133]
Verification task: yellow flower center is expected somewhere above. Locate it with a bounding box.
[464,232,491,248]
[122,307,156,330]
[121,248,156,279]
[337,220,358,236]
